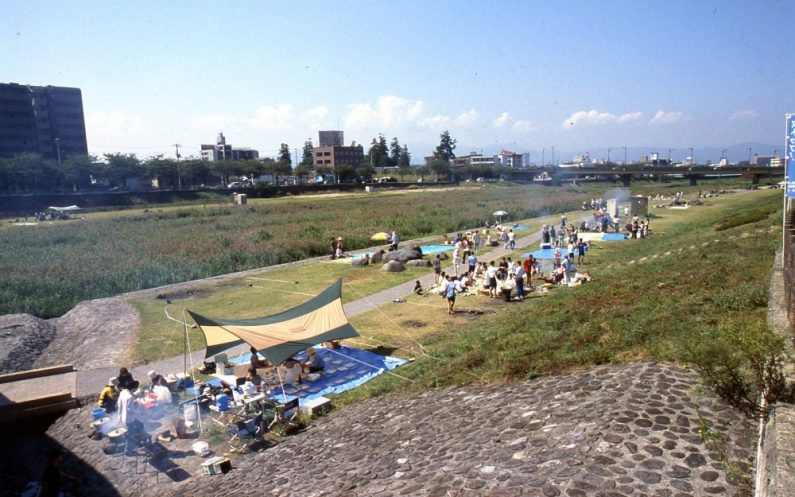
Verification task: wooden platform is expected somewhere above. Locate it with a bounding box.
[0,364,78,423]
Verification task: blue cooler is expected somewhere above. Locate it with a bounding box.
[216,393,229,412]
[92,407,106,420]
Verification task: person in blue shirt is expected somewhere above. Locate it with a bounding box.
[445,275,457,314]
[467,253,478,273]
[303,347,325,373]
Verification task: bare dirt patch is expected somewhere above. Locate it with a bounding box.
[31,297,139,371]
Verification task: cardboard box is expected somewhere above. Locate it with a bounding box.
[298,396,331,417]
[202,456,231,475]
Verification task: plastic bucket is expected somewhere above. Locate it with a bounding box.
[92,407,106,420]
[183,403,198,422]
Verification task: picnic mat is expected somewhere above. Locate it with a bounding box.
[524,248,569,259]
[210,346,408,404]
[576,232,628,242]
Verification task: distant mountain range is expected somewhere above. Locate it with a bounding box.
[492,142,782,165]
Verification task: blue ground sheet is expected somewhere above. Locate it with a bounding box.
[206,346,408,404]
[601,233,628,241]
[524,248,569,259]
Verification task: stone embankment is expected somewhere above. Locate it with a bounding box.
[5,362,754,497]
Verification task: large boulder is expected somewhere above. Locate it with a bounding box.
[370,250,385,263]
[406,259,431,267]
[383,245,423,263]
[381,261,405,272]
[352,256,370,268]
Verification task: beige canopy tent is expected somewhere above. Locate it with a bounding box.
[187,279,359,365]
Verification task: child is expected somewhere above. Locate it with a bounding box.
[413,280,424,295]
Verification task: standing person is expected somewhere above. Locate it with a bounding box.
[445,275,457,314]
[390,231,399,251]
[452,243,461,275]
[432,254,442,285]
[472,231,481,251]
[467,252,478,274]
[117,367,135,390]
[249,346,268,372]
[613,215,620,233]
[500,229,509,249]
[507,229,516,250]
[330,238,338,259]
[560,214,567,229]
[523,255,534,287]
[563,254,577,286]
[38,449,80,497]
[553,247,562,269]
[336,237,345,257]
[514,263,526,300]
[486,261,498,298]
[577,239,587,265]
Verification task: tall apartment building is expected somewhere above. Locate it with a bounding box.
[0,83,88,159]
[200,132,259,161]
[318,130,344,147]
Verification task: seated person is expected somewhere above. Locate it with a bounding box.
[152,383,173,405]
[324,340,341,349]
[281,360,302,385]
[413,280,424,295]
[302,347,325,373]
[117,367,135,390]
[246,367,263,387]
[148,370,168,388]
[249,346,269,372]
[97,377,119,412]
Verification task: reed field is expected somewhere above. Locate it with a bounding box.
[0,183,590,318]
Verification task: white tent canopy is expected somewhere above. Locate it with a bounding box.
[48,205,81,212]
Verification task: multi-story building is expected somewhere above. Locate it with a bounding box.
[453,152,497,167]
[496,149,523,168]
[314,145,364,168]
[0,82,88,159]
[318,130,344,147]
[200,132,259,161]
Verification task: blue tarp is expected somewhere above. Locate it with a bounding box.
[207,346,408,404]
[602,233,628,241]
[420,244,456,255]
[524,248,569,259]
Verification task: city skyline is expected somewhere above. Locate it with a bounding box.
[3,1,793,161]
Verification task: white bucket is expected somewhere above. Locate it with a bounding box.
[192,441,209,456]
[183,403,198,422]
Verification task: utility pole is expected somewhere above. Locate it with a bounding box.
[623,146,627,165]
[667,149,672,164]
[552,146,555,167]
[542,148,545,167]
[747,147,752,164]
[689,147,694,166]
[174,144,182,191]
[607,148,611,164]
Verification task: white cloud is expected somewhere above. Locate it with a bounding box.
[513,120,536,132]
[188,114,237,130]
[562,109,643,128]
[300,106,330,122]
[617,112,644,123]
[345,95,424,130]
[456,109,480,126]
[249,104,294,130]
[493,112,512,128]
[86,110,144,137]
[648,110,683,125]
[729,109,759,121]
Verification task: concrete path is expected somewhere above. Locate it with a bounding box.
[75,218,574,397]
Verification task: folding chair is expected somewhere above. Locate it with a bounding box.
[268,398,299,431]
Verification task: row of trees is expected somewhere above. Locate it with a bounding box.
[0,131,456,192]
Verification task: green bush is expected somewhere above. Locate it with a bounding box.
[678,321,793,417]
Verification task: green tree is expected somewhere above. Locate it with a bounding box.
[278,143,292,167]
[368,134,389,167]
[335,164,356,183]
[294,163,313,181]
[180,158,213,188]
[399,144,411,167]
[433,130,457,163]
[145,155,179,189]
[389,137,401,168]
[357,162,375,182]
[300,140,314,168]
[429,159,451,181]
[101,153,143,188]
[61,154,96,191]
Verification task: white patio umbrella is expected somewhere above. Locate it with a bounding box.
[492,210,509,223]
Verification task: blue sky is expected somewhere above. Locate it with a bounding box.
[2,0,793,162]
